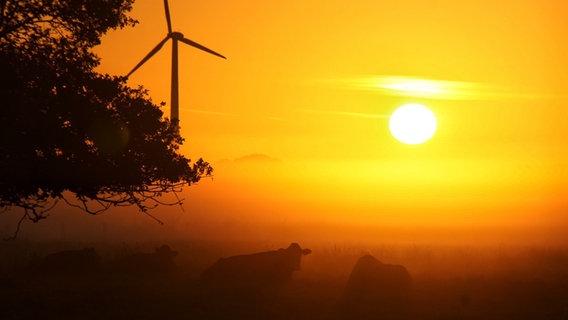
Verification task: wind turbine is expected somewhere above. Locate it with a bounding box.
[126,0,226,126]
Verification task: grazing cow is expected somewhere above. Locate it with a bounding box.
[341,254,412,317]
[112,244,179,274]
[200,243,312,299]
[41,248,101,274]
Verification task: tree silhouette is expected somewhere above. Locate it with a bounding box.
[0,0,212,236]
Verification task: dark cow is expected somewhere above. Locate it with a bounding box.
[200,243,312,299]
[41,248,101,274]
[341,254,412,318]
[112,244,178,274]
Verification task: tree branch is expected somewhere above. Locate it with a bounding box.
[3,212,27,241]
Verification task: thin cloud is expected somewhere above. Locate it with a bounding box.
[330,75,553,101]
[180,107,283,121]
[181,107,237,117]
[297,108,390,119]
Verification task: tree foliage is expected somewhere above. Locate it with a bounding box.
[0,0,213,233]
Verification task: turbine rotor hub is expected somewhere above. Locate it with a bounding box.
[171,32,184,40]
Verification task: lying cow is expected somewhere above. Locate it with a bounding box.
[111,244,179,274]
[41,248,101,275]
[200,243,312,299]
[341,254,412,316]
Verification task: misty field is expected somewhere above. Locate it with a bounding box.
[1,240,567,320]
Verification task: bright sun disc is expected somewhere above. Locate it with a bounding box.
[389,104,437,144]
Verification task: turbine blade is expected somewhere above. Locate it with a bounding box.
[125,36,170,78]
[164,0,172,34]
[179,37,227,59]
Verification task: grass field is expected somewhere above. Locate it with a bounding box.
[1,240,567,319]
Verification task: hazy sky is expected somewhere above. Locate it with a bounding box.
[84,0,568,244]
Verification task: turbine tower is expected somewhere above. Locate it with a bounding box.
[126,0,226,126]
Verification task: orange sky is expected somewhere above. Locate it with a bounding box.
[79,0,568,244]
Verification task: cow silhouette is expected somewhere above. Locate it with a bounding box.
[112,244,179,274]
[341,254,412,319]
[41,248,101,275]
[200,243,312,300]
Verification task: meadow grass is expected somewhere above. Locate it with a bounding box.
[1,240,567,319]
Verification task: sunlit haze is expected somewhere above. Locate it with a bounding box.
[12,0,568,246]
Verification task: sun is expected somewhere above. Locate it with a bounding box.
[389,104,437,144]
